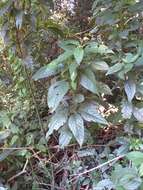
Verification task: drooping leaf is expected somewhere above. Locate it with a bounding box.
[106,63,123,75]
[80,68,98,94]
[79,102,108,125]
[121,101,133,119]
[133,108,143,122]
[46,105,68,138]
[126,151,143,166]
[68,113,84,146]
[59,126,72,148]
[32,63,63,80]
[48,80,69,112]
[124,80,136,102]
[91,61,109,71]
[74,47,84,65]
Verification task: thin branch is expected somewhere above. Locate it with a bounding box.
[8,159,29,182]
[71,155,125,178]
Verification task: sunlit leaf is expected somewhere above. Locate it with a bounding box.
[48,80,69,112]
[91,61,109,71]
[79,102,108,125]
[68,113,84,146]
[106,63,123,75]
[126,151,143,166]
[46,105,68,138]
[133,108,143,122]
[121,101,133,119]
[74,47,84,65]
[80,68,98,94]
[124,80,136,102]
[59,126,72,148]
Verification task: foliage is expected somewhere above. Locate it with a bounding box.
[0,0,143,189]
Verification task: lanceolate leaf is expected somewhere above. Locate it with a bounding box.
[68,113,84,146]
[106,63,123,75]
[133,107,143,122]
[59,127,72,148]
[121,101,133,119]
[98,44,114,54]
[79,103,108,125]
[32,63,63,80]
[124,80,136,102]
[56,50,73,62]
[46,105,68,138]
[69,63,78,90]
[80,68,98,94]
[91,61,109,71]
[48,80,69,112]
[74,47,84,65]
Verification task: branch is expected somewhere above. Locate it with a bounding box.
[8,159,29,182]
[71,155,125,178]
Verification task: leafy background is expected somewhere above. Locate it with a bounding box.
[0,0,143,189]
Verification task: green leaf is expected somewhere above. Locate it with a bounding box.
[59,127,72,148]
[122,53,140,64]
[91,61,109,71]
[123,63,134,73]
[79,103,108,125]
[0,130,10,142]
[74,47,84,65]
[48,80,69,112]
[85,42,98,53]
[69,63,78,90]
[111,165,142,190]
[124,80,136,102]
[32,63,63,80]
[68,113,84,146]
[139,163,143,177]
[46,105,68,138]
[98,44,114,54]
[126,151,143,166]
[121,101,133,119]
[106,63,123,75]
[97,82,112,95]
[59,40,80,50]
[56,51,73,62]
[94,179,115,190]
[133,108,143,122]
[80,68,98,94]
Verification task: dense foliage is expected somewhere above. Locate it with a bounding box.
[0,0,143,189]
